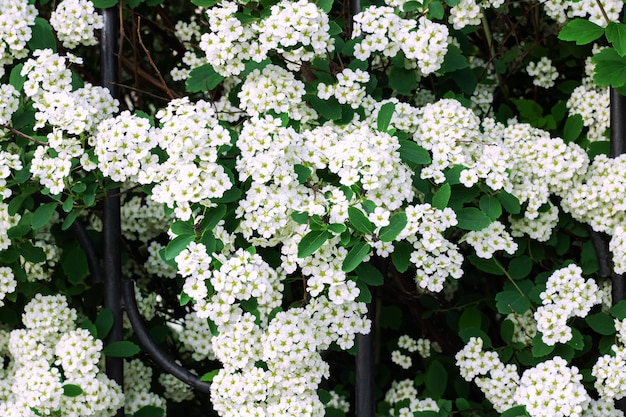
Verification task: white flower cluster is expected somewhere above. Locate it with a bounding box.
[124,359,166,414]
[535,264,600,345]
[144,241,178,279]
[238,64,312,121]
[326,390,350,413]
[0,203,19,251]
[1,294,124,417]
[384,379,439,416]
[610,226,626,274]
[0,84,19,126]
[464,220,517,258]
[526,57,558,88]
[170,19,206,81]
[199,0,333,76]
[353,8,449,75]
[562,154,626,234]
[159,372,195,403]
[317,68,370,109]
[0,0,37,66]
[21,239,61,282]
[567,51,609,143]
[515,356,589,417]
[50,0,103,49]
[0,267,16,307]
[403,204,463,292]
[543,0,622,26]
[449,0,483,29]
[509,201,560,242]
[505,309,537,345]
[122,195,173,242]
[0,149,22,200]
[593,341,626,401]
[178,312,216,361]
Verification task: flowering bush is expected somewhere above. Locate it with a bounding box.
[3,0,626,416]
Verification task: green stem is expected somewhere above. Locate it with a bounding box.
[595,0,611,26]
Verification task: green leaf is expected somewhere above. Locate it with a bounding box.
[425,360,447,399]
[398,140,431,165]
[586,313,616,335]
[291,211,309,224]
[497,191,521,214]
[7,224,30,239]
[392,241,412,273]
[389,66,417,95]
[377,102,395,132]
[309,96,342,120]
[563,114,584,142]
[355,263,384,286]
[593,48,626,87]
[31,202,57,230]
[610,300,626,319]
[328,223,347,234]
[348,206,375,235]
[468,255,505,275]
[558,18,604,45]
[378,212,407,242]
[342,241,371,272]
[511,98,543,123]
[163,235,194,261]
[455,207,491,231]
[459,306,482,330]
[200,370,220,382]
[317,0,334,13]
[95,308,114,340]
[428,0,444,19]
[500,319,515,344]
[102,341,141,357]
[9,64,25,92]
[61,210,82,231]
[61,245,89,285]
[294,164,312,184]
[531,333,554,357]
[298,230,330,258]
[17,242,46,263]
[495,290,530,314]
[432,183,451,209]
[180,291,192,306]
[191,0,218,6]
[500,405,528,417]
[606,22,626,56]
[200,204,227,231]
[507,256,533,280]
[440,44,468,73]
[28,18,57,51]
[62,384,83,397]
[186,64,224,92]
[134,406,165,417]
[568,328,585,350]
[170,220,194,236]
[479,195,502,220]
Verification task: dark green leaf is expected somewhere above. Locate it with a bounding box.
[531,333,554,357]
[186,64,224,93]
[455,207,491,231]
[298,230,330,258]
[468,255,505,275]
[328,223,347,234]
[568,328,585,350]
[458,327,492,348]
[399,140,431,165]
[355,279,372,303]
[500,405,528,417]
[497,191,521,214]
[586,313,616,335]
[348,206,375,235]
[61,245,89,284]
[558,18,604,45]
[163,235,194,261]
[309,96,342,120]
[377,102,395,132]
[593,48,626,87]
[317,0,334,13]
[17,242,46,263]
[7,224,30,239]
[495,290,530,314]
[102,341,141,357]
[432,183,451,209]
[440,45,468,73]
[355,263,384,286]
[342,241,371,272]
[170,220,194,236]
[28,18,56,51]
[31,202,57,230]
[9,64,25,92]
[425,360,447,399]
[428,0,444,19]
[180,291,192,306]
[508,256,533,280]
[392,241,412,273]
[294,164,312,184]
[191,0,218,6]
[611,300,626,319]
[459,306,482,330]
[606,23,626,56]
[500,319,515,344]
[63,384,83,397]
[563,114,584,142]
[201,204,227,231]
[511,98,543,122]
[291,211,309,224]
[479,195,502,220]
[134,406,165,417]
[378,212,407,242]
[95,308,114,340]
[61,210,82,231]
[213,187,242,203]
[389,66,417,95]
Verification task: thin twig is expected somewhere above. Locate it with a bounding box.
[0,124,48,145]
[137,16,176,100]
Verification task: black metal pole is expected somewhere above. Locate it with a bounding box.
[610,88,626,413]
[355,297,375,417]
[101,6,123,417]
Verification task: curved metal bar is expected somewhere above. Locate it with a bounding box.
[69,218,103,284]
[122,279,212,393]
